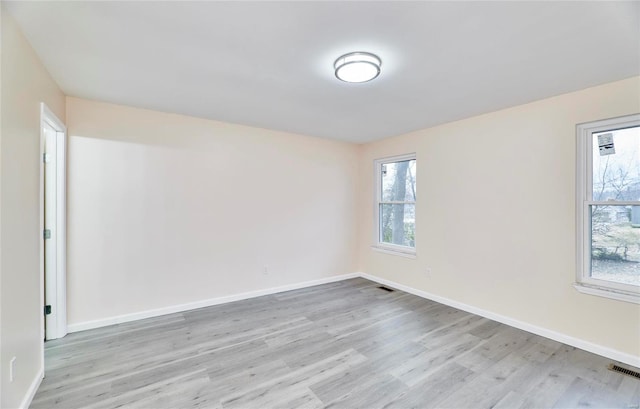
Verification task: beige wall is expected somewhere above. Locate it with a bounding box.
[65,97,359,326]
[0,9,65,409]
[358,76,640,359]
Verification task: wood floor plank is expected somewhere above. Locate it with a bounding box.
[391,333,481,387]
[382,362,477,409]
[552,376,629,408]
[308,341,427,404]
[322,373,408,409]
[87,370,211,409]
[493,391,527,409]
[33,278,639,408]
[220,349,367,409]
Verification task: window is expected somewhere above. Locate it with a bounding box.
[374,153,416,256]
[576,114,640,303]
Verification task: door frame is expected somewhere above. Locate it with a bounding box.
[40,103,67,342]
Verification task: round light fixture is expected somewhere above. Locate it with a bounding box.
[334,52,381,83]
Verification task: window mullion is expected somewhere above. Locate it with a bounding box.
[586,201,640,206]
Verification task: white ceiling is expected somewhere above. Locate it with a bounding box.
[5,1,640,143]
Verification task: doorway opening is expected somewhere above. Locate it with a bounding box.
[40,103,67,341]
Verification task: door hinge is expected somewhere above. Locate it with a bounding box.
[44,305,52,315]
[43,229,51,240]
[43,153,51,163]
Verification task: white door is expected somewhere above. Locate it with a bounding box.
[42,105,68,341]
[43,121,58,340]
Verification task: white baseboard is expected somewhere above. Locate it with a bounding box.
[67,273,360,333]
[19,368,44,409]
[66,271,639,369]
[360,272,640,369]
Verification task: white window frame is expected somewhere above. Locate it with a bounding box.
[372,153,416,257]
[575,113,640,304]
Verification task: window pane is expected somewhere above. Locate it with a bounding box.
[381,159,416,202]
[380,204,415,247]
[590,204,640,287]
[592,126,640,201]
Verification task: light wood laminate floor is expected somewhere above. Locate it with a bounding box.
[33,278,639,408]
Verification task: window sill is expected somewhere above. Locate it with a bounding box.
[573,283,640,304]
[371,246,416,259]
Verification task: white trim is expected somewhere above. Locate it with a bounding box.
[576,113,640,303]
[573,283,640,304]
[40,102,68,343]
[67,273,360,333]
[586,200,640,206]
[55,123,67,339]
[360,273,640,368]
[371,245,416,259]
[38,112,45,378]
[41,103,66,132]
[579,274,640,298]
[19,368,44,409]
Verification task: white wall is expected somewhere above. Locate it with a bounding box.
[65,97,360,327]
[0,9,66,409]
[358,76,640,360]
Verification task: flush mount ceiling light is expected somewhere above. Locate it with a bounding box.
[334,52,381,83]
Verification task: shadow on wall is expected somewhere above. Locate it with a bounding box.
[64,98,360,327]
